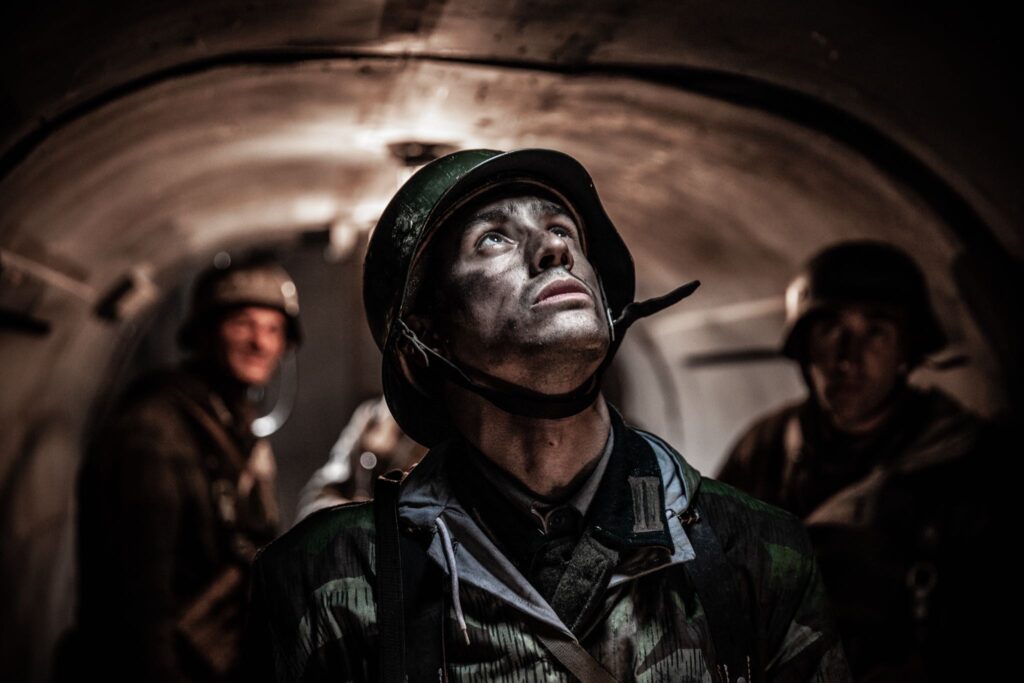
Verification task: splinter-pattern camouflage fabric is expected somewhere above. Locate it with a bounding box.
[246,418,851,683]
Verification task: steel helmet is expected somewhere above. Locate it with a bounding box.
[364,149,648,446]
[782,240,947,365]
[178,258,302,349]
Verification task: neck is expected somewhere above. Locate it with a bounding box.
[447,384,612,500]
[187,357,253,414]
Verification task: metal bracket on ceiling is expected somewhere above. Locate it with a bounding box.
[0,248,94,336]
[94,266,159,322]
[0,248,94,302]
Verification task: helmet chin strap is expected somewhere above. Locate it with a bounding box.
[611,280,701,336]
[398,279,701,420]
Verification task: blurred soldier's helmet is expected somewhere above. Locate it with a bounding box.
[781,240,947,366]
[363,148,637,446]
[178,257,302,349]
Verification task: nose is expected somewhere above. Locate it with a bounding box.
[835,327,864,370]
[250,324,278,353]
[246,329,265,351]
[529,227,574,276]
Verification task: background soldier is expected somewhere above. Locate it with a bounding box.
[74,257,301,682]
[296,396,426,518]
[717,241,1002,681]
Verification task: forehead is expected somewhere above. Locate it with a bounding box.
[222,306,286,324]
[815,303,904,325]
[461,195,574,226]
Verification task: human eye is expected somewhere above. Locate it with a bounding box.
[549,225,574,239]
[221,317,249,338]
[868,322,895,340]
[813,317,842,342]
[476,231,510,248]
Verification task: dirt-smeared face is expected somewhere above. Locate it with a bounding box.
[215,306,288,387]
[806,303,908,433]
[419,194,610,394]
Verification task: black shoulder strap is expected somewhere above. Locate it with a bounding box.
[680,507,759,683]
[373,470,406,683]
[639,430,760,682]
[374,470,445,683]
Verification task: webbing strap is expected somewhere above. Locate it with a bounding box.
[534,630,618,683]
[374,471,406,683]
[681,507,758,683]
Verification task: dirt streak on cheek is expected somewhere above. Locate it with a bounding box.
[449,268,486,312]
[450,265,525,343]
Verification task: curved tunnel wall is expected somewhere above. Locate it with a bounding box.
[1,6,1020,681]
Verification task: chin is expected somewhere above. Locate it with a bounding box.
[231,365,274,387]
[826,400,878,429]
[527,334,607,365]
[538,311,608,347]
[521,336,609,390]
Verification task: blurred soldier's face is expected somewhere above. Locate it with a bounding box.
[422,194,610,394]
[216,306,288,386]
[806,304,908,433]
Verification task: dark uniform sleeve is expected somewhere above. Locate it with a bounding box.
[716,422,762,489]
[120,411,191,681]
[716,407,793,504]
[83,405,190,683]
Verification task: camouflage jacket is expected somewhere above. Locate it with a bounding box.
[246,411,850,682]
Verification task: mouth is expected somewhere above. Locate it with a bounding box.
[235,351,273,370]
[828,379,865,395]
[532,277,593,306]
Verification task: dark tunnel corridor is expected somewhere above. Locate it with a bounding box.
[1,2,1020,681]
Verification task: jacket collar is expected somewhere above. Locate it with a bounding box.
[588,408,674,551]
[397,407,703,638]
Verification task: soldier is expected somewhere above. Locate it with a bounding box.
[296,396,426,518]
[717,241,1002,680]
[245,149,851,682]
[75,257,301,682]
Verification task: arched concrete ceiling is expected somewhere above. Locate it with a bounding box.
[0,58,971,295]
[1,1,1020,252]
[0,57,1001,462]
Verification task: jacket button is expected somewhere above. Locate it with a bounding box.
[552,510,567,526]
